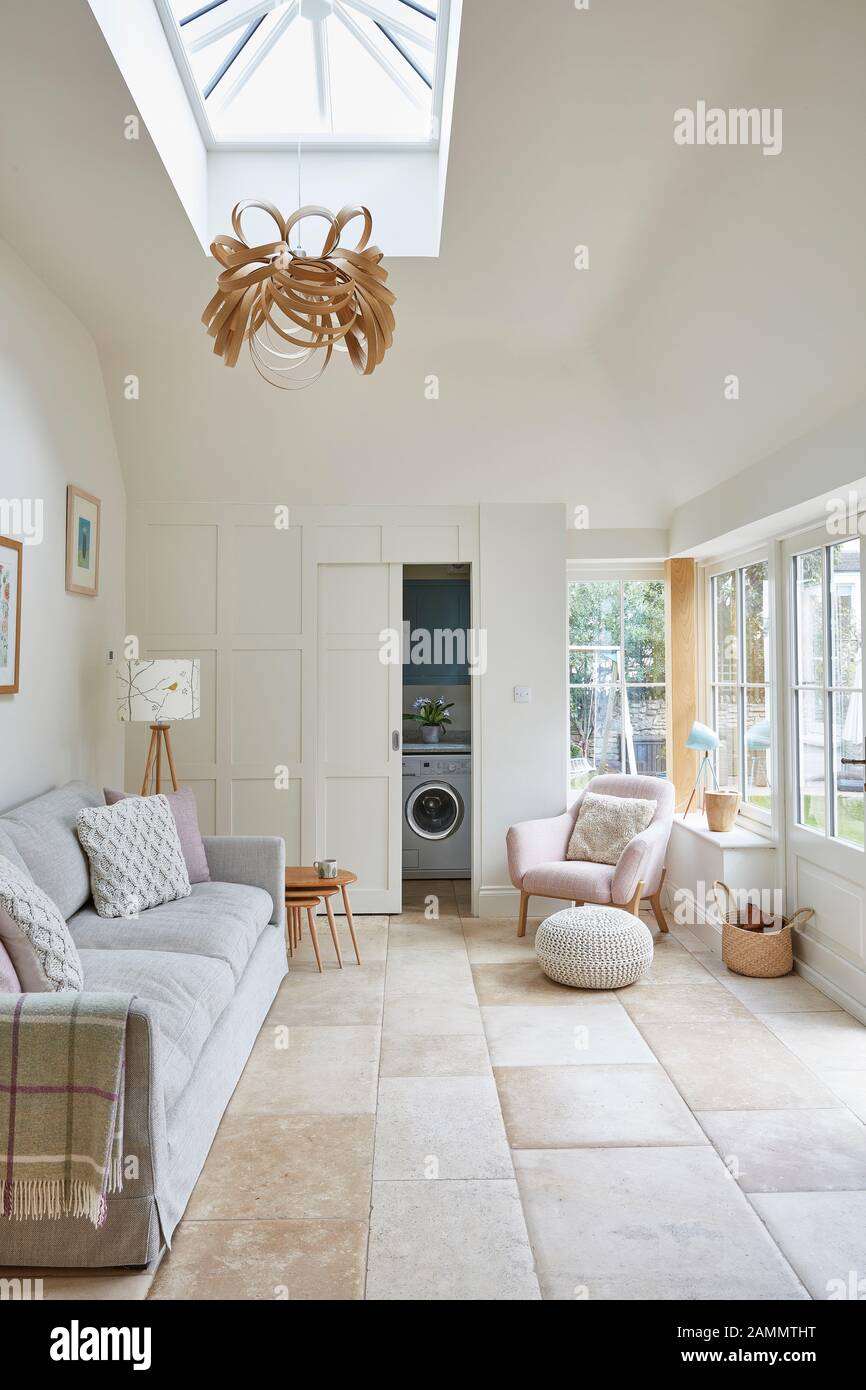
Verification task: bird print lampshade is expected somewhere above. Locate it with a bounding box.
[116,660,200,724]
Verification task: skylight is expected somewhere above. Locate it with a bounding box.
[156,0,446,146]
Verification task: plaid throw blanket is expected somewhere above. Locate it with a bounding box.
[0,993,132,1227]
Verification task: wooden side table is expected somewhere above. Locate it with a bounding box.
[284,867,362,966]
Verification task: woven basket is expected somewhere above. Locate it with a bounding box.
[714,881,814,979]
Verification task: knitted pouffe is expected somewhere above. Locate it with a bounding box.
[535,905,654,989]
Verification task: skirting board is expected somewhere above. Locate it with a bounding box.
[664,879,866,1025]
[477,886,572,921]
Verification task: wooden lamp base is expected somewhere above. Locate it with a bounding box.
[141,723,179,795]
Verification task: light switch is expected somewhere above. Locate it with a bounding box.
[514,686,531,704]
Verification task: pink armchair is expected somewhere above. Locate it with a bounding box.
[506,774,675,938]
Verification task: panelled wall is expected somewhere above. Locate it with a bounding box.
[125,505,481,912]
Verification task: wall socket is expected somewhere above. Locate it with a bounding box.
[513,686,531,704]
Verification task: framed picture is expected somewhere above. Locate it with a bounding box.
[0,535,22,695]
[66,485,101,596]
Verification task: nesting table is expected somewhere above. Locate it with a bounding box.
[284,867,361,972]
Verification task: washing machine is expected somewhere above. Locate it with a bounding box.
[402,754,471,879]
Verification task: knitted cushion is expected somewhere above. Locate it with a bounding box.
[535,906,653,989]
[76,794,191,920]
[566,790,656,865]
[0,855,83,991]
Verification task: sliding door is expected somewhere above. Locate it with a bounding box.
[317,562,403,914]
[783,523,866,997]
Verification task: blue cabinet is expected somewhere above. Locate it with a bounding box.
[403,579,470,685]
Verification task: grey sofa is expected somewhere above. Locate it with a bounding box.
[0,781,286,1268]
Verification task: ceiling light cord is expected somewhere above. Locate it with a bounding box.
[293,136,305,255]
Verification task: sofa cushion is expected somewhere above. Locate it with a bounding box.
[0,782,102,919]
[78,947,236,1113]
[68,881,274,983]
[76,795,191,919]
[523,859,615,903]
[0,854,84,991]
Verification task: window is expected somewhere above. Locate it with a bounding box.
[158,0,446,145]
[709,559,771,818]
[793,539,863,847]
[568,577,667,794]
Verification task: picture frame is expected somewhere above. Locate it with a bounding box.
[66,485,101,596]
[0,535,22,696]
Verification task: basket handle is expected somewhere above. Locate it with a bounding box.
[785,907,815,931]
[712,880,735,924]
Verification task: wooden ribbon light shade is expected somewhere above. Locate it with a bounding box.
[202,200,396,389]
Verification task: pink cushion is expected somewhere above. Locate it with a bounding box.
[0,938,21,993]
[103,787,210,884]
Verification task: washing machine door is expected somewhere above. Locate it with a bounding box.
[405,780,464,841]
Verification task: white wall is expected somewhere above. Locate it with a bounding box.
[477,503,567,917]
[0,239,126,810]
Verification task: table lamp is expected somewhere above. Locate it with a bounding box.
[683,719,720,817]
[116,659,200,794]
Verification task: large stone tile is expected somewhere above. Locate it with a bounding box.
[514,1147,808,1300]
[759,1010,866,1072]
[697,1108,866,1192]
[367,1180,540,1300]
[749,1192,866,1300]
[148,1220,367,1300]
[227,1025,380,1115]
[496,1064,706,1148]
[638,1018,841,1110]
[267,961,385,1026]
[382,994,484,1036]
[471,961,614,1006]
[695,954,841,1013]
[288,913,387,966]
[642,942,717,984]
[401,879,458,911]
[384,949,475,998]
[482,1002,654,1066]
[620,980,751,1022]
[824,1069,866,1122]
[373,1076,513,1179]
[462,918,541,964]
[387,918,465,949]
[379,1033,491,1077]
[187,1113,374,1220]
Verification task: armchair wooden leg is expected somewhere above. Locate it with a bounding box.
[649,869,669,933]
[517,890,529,938]
[623,881,644,917]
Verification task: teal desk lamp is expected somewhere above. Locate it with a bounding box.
[683,720,720,817]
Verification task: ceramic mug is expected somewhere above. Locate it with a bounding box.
[314,858,338,879]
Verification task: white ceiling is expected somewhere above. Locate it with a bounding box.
[1,0,864,527]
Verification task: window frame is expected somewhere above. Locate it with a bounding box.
[701,547,774,831]
[789,533,864,850]
[566,564,669,799]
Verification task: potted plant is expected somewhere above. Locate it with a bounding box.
[406,696,454,745]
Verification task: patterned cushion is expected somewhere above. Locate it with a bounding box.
[0,855,84,991]
[76,795,191,920]
[103,788,211,884]
[566,791,656,866]
[535,906,653,990]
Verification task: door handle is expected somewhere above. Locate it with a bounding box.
[841,758,866,765]
[392,730,400,751]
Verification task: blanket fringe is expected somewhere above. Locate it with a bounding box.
[2,1178,113,1228]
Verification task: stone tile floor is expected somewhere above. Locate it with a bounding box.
[16,881,866,1300]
